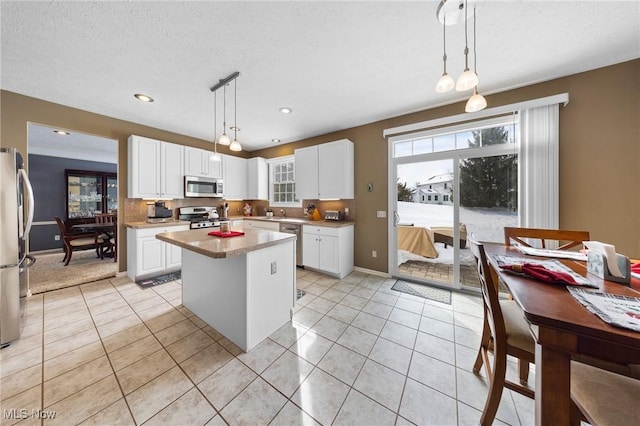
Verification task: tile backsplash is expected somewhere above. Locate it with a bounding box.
[123,198,355,222]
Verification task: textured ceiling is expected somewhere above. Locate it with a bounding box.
[2,1,639,152]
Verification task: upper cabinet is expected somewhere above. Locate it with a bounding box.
[295,139,354,199]
[184,146,223,179]
[128,135,184,199]
[222,154,247,200]
[247,157,268,200]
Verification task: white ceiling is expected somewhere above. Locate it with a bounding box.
[28,123,118,164]
[2,1,639,152]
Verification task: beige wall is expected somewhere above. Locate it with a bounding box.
[2,59,638,275]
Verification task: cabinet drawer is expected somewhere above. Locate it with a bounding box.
[134,225,189,238]
[302,225,340,237]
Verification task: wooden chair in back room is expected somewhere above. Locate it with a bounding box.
[94,212,117,262]
[54,216,104,266]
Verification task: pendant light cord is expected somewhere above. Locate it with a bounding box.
[222,85,227,133]
[463,0,469,70]
[473,6,477,75]
[234,79,238,140]
[442,15,447,71]
[213,91,218,153]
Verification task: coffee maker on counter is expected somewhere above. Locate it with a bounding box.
[147,201,173,221]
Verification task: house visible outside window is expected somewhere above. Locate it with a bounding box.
[267,155,301,207]
[434,195,439,201]
[427,195,431,201]
[444,195,449,201]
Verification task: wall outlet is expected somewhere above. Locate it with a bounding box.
[345,207,349,216]
[372,250,377,258]
[376,211,386,218]
[271,261,277,275]
[54,235,60,241]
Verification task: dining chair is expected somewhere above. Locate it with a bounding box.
[94,213,117,262]
[504,227,590,250]
[54,216,105,266]
[571,361,640,425]
[468,235,535,426]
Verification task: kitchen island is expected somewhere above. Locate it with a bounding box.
[156,227,296,352]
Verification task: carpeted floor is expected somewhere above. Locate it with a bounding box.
[391,279,452,304]
[28,249,117,294]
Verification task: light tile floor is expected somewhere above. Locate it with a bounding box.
[0,269,534,425]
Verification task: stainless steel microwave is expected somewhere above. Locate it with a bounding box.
[184,176,223,198]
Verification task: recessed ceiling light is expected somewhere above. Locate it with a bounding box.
[134,93,154,102]
[230,126,241,131]
[279,107,292,114]
[272,139,281,143]
[53,130,70,135]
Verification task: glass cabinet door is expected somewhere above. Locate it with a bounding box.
[65,170,117,222]
[107,176,118,213]
[67,172,103,219]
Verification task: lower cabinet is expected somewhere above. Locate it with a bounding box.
[243,219,280,231]
[302,224,354,278]
[127,225,190,281]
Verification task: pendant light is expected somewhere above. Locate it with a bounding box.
[455,0,479,92]
[229,78,242,152]
[210,91,222,162]
[465,6,487,112]
[218,84,231,146]
[435,14,455,93]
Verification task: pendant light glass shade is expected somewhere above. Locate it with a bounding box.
[465,87,487,112]
[436,73,455,93]
[456,68,479,91]
[218,133,230,146]
[229,139,242,151]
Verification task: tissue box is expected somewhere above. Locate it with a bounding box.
[587,251,631,285]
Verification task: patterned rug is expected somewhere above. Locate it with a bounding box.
[28,249,117,294]
[391,279,452,304]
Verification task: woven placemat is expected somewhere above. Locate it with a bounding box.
[391,279,452,304]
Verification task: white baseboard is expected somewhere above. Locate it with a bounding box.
[353,266,390,278]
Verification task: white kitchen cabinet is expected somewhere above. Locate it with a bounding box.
[222,154,247,200]
[293,146,318,200]
[244,219,280,231]
[247,157,268,200]
[294,139,354,200]
[302,224,354,278]
[184,146,223,178]
[128,135,184,199]
[127,225,190,281]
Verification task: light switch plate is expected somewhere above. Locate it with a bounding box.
[271,261,277,275]
[376,211,387,218]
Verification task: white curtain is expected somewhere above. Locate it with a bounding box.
[518,104,560,230]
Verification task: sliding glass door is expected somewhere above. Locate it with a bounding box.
[390,117,519,291]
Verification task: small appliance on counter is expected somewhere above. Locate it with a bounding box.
[147,201,173,222]
[178,206,220,229]
[324,210,345,221]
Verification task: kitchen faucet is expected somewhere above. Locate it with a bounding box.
[280,209,286,217]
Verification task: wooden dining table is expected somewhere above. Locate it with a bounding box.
[71,222,117,257]
[483,243,640,425]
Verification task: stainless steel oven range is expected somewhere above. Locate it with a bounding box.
[178,206,221,229]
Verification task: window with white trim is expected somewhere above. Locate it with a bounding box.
[267,155,301,207]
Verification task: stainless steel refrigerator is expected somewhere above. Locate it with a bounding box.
[0,147,35,347]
